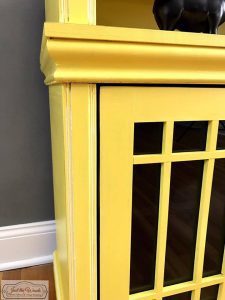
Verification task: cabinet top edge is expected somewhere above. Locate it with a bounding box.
[44,22,225,48]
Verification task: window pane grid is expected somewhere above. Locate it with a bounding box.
[131,120,225,300]
[133,150,225,165]
[129,276,224,300]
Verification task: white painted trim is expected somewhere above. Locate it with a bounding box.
[0,255,53,272]
[0,221,56,271]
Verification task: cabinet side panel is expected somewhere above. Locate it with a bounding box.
[71,84,97,300]
[49,85,69,300]
[45,0,67,22]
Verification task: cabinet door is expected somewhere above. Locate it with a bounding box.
[100,87,225,300]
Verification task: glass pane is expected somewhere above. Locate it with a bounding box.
[164,161,204,286]
[130,164,161,294]
[173,121,208,152]
[217,121,225,150]
[203,159,225,277]
[200,285,219,300]
[163,292,192,300]
[133,122,163,155]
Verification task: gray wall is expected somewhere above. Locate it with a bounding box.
[0,0,54,226]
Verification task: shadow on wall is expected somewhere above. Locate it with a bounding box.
[0,0,54,226]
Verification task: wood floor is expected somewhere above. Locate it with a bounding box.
[0,263,56,300]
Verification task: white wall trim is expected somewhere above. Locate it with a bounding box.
[0,220,56,271]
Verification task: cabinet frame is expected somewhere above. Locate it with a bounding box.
[100,86,225,300]
[41,5,225,299]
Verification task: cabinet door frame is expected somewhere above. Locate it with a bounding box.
[100,86,225,300]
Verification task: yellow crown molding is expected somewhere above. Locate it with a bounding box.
[41,23,225,85]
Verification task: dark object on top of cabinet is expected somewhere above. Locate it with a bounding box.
[153,0,225,34]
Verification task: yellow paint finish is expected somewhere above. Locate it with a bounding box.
[218,250,225,299]
[40,23,225,85]
[96,0,225,34]
[45,0,96,24]
[97,0,157,29]
[67,0,88,23]
[70,84,97,300]
[49,84,97,300]
[154,161,171,295]
[45,0,69,22]
[45,0,61,22]
[44,0,225,31]
[42,5,225,300]
[100,87,134,300]
[192,121,219,300]
[67,0,96,24]
[133,150,225,164]
[129,88,225,121]
[43,23,225,46]
[154,122,173,295]
[53,251,64,300]
[130,274,225,300]
[100,86,225,300]
[49,85,70,300]
[201,274,225,287]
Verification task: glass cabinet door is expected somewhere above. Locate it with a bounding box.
[100,87,225,300]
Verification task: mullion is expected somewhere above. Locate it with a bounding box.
[154,121,174,296]
[129,277,224,300]
[130,121,223,300]
[133,150,225,165]
[191,121,219,300]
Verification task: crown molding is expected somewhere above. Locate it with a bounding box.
[40,23,225,85]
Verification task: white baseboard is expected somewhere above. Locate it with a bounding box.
[0,220,56,271]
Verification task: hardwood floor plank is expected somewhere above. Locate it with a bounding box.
[0,264,56,300]
[21,264,56,300]
[2,268,21,280]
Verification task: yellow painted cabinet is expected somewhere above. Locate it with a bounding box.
[41,17,225,300]
[100,86,225,300]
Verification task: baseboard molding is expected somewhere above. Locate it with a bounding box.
[0,220,56,271]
